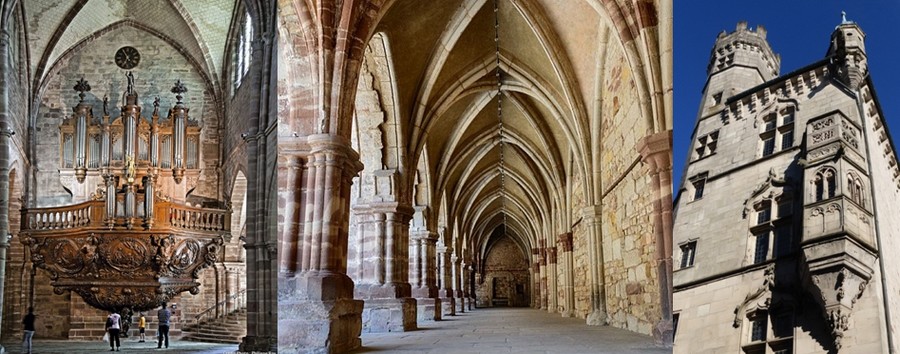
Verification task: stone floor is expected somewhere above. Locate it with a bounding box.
[355,307,671,354]
[0,338,241,354]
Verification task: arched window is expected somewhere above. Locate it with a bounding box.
[234,10,254,89]
[814,168,837,202]
[848,173,865,207]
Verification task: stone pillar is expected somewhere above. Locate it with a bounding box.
[410,230,441,322]
[582,207,608,325]
[451,255,465,313]
[531,247,541,309]
[0,21,13,347]
[436,244,456,316]
[466,264,475,310]
[637,131,674,345]
[559,233,575,317]
[539,240,548,310]
[547,246,558,313]
[279,135,364,353]
[353,202,417,332]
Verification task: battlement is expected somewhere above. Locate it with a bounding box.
[707,21,781,80]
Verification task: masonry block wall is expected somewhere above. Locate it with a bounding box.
[475,237,530,307]
[598,43,660,335]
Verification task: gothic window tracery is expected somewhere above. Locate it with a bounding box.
[813,168,837,202]
[847,172,865,207]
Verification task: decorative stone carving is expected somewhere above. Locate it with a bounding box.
[801,241,876,350]
[732,265,775,327]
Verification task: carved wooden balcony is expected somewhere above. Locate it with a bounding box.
[19,196,230,312]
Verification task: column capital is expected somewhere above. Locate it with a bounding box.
[636,130,673,173]
[547,247,558,264]
[306,133,363,177]
[410,230,438,242]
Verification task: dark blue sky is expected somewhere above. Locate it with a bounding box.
[673,0,900,194]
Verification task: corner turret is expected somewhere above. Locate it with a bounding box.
[828,12,867,89]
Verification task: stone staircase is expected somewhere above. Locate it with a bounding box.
[182,308,246,344]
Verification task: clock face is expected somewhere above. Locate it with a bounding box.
[115,46,141,69]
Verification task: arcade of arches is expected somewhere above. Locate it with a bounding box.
[0,0,278,352]
[277,0,673,353]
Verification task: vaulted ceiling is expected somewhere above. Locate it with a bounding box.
[19,0,238,100]
[353,0,664,259]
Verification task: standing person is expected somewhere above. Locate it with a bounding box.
[157,302,171,349]
[121,308,132,337]
[106,310,121,351]
[138,312,146,342]
[22,307,35,354]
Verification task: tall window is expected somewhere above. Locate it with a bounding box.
[848,172,865,207]
[234,11,254,89]
[690,173,708,201]
[753,232,769,264]
[814,168,837,202]
[680,241,697,269]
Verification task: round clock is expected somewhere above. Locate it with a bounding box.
[115,46,141,69]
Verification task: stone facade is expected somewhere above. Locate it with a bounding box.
[0,1,276,351]
[674,20,900,353]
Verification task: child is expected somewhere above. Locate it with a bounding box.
[138,312,146,343]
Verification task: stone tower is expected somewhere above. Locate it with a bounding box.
[698,21,780,118]
[674,17,900,354]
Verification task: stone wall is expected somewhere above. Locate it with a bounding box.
[860,82,900,352]
[601,165,658,334]
[475,237,530,307]
[597,41,658,335]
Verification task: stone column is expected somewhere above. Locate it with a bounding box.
[637,131,674,345]
[451,255,465,313]
[436,243,456,316]
[0,21,13,347]
[583,207,608,325]
[466,264,476,310]
[410,230,441,321]
[354,202,417,332]
[559,233,575,317]
[279,135,364,353]
[547,246,558,313]
[531,247,541,309]
[539,240,548,310]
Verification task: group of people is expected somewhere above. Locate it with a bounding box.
[20,302,173,353]
[105,302,172,351]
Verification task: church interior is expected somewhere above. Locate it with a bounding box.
[0,0,277,352]
[0,0,672,353]
[278,0,673,352]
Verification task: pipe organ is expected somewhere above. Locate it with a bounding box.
[58,75,202,200]
[20,74,229,312]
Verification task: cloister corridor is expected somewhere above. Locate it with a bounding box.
[355,308,669,354]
